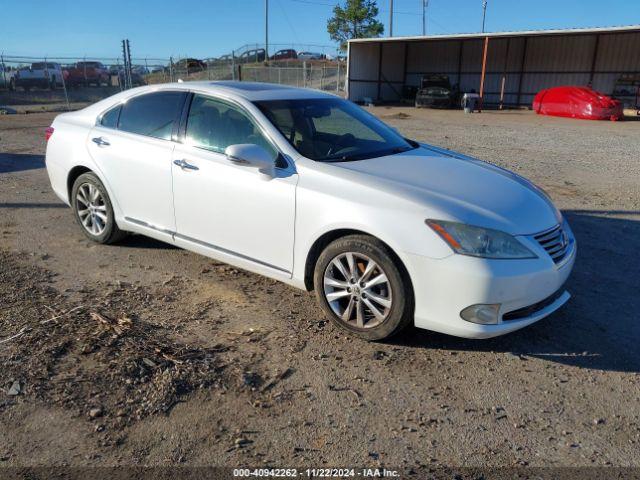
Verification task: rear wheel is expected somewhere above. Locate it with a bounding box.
[71,172,126,244]
[314,235,413,341]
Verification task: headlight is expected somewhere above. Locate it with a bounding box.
[426,220,537,259]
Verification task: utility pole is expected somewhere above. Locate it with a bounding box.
[126,39,133,88]
[265,0,269,60]
[422,0,429,36]
[389,0,393,37]
[481,0,488,33]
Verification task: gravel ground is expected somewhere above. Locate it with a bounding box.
[0,108,639,477]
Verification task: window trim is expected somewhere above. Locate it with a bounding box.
[178,92,291,171]
[95,90,189,142]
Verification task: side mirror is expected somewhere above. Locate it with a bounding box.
[224,144,275,176]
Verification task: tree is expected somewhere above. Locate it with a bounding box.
[327,0,384,52]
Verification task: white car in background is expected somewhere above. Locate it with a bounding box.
[1,65,17,90]
[15,62,66,90]
[44,81,576,341]
[297,52,325,61]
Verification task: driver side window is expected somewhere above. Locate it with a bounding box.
[185,94,280,163]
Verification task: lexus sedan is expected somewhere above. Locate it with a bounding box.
[44,81,576,341]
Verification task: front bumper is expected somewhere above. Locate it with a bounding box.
[405,226,576,339]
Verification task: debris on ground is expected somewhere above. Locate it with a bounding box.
[0,251,228,429]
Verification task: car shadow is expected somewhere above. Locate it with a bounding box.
[117,234,178,250]
[0,202,67,209]
[389,210,640,373]
[0,153,45,173]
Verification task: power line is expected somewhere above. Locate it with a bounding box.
[276,0,301,43]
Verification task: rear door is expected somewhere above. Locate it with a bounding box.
[87,90,186,233]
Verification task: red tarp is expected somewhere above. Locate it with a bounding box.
[533,86,624,121]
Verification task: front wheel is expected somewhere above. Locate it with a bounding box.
[71,172,126,244]
[314,235,414,341]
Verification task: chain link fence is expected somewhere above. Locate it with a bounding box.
[1,44,346,112]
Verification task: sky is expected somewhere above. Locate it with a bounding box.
[1,0,639,61]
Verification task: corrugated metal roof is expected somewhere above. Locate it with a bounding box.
[348,24,640,44]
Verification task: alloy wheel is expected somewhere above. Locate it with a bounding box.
[323,252,393,329]
[75,182,108,236]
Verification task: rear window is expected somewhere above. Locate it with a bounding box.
[118,91,185,140]
[100,105,121,129]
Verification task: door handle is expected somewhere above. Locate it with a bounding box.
[173,159,199,171]
[91,136,110,147]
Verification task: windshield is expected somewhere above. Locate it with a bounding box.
[254,98,416,162]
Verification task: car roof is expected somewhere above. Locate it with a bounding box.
[71,81,338,122]
[158,81,337,101]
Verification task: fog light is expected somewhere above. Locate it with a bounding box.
[460,304,501,324]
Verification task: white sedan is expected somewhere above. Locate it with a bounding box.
[44,81,576,341]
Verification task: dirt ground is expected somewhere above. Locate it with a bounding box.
[0,107,639,476]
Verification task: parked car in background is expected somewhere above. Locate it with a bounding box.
[297,51,325,60]
[66,61,109,87]
[109,66,146,87]
[415,75,460,108]
[45,81,575,341]
[0,65,17,90]
[270,49,297,61]
[533,86,623,121]
[174,58,207,72]
[217,54,233,64]
[239,49,266,63]
[15,62,66,90]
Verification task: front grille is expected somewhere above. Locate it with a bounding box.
[534,224,570,263]
[502,288,565,321]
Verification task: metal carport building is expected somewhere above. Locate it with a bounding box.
[346,25,640,107]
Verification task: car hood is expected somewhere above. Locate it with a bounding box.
[329,145,561,235]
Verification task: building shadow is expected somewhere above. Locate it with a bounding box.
[0,153,45,173]
[389,210,640,373]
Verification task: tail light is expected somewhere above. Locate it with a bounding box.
[45,127,54,141]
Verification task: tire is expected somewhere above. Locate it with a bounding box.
[313,234,414,341]
[71,172,126,244]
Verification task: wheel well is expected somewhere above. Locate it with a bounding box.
[67,166,92,203]
[303,229,412,294]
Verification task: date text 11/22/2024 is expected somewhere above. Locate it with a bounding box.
[233,468,400,477]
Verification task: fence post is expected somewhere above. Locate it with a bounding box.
[169,56,174,82]
[336,63,340,92]
[303,61,306,88]
[0,53,6,88]
[59,59,71,111]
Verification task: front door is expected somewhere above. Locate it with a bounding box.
[172,94,297,274]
